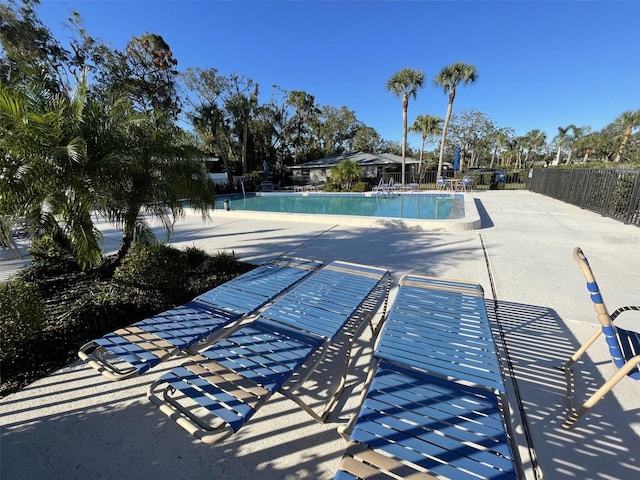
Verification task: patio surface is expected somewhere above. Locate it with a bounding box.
[1,190,639,479]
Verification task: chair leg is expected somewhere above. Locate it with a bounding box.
[337,359,379,440]
[563,328,603,370]
[562,328,603,413]
[281,312,372,424]
[563,358,640,429]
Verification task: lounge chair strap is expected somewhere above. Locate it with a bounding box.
[340,442,438,480]
[186,356,271,402]
[325,263,386,279]
[400,277,484,296]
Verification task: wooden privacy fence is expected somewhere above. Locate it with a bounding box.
[528,168,640,227]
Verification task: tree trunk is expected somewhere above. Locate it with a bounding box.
[615,126,632,162]
[418,137,425,182]
[401,95,408,186]
[215,136,233,184]
[437,100,454,177]
[242,117,248,175]
[115,235,132,266]
[114,209,140,266]
[553,146,561,166]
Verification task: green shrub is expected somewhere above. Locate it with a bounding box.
[352,181,369,192]
[113,243,188,304]
[22,235,79,279]
[199,251,241,276]
[322,179,370,192]
[322,181,340,192]
[184,245,209,268]
[0,280,44,361]
[64,283,161,336]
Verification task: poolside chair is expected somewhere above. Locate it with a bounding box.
[562,247,640,429]
[435,176,447,190]
[147,261,391,444]
[78,256,323,381]
[459,175,474,192]
[372,177,391,193]
[336,274,523,479]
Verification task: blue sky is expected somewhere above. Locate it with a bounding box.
[37,0,640,149]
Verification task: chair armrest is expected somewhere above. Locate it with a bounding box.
[610,305,640,321]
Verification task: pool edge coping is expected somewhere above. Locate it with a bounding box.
[198,191,481,232]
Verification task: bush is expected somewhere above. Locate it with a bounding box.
[322,180,370,192]
[352,181,370,192]
[0,242,255,396]
[22,235,80,279]
[64,283,160,336]
[113,243,188,304]
[184,245,209,268]
[322,183,341,193]
[198,251,241,276]
[0,280,44,361]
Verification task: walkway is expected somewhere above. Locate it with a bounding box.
[1,190,639,479]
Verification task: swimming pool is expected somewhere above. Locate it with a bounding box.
[220,192,461,219]
[211,192,481,231]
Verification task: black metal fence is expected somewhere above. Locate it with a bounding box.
[528,168,640,227]
[382,169,528,190]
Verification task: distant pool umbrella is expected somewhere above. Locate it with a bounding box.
[263,160,268,179]
[453,147,460,171]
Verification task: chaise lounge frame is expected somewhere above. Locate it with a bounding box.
[335,273,524,479]
[147,261,391,444]
[78,256,323,381]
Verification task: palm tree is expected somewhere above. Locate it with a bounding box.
[565,125,588,164]
[434,63,478,177]
[552,125,572,166]
[409,114,443,182]
[519,129,547,168]
[331,159,361,191]
[489,128,511,168]
[614,110,640,162]
[225,76,259,175]
[504,138,518,167]
[94,113,216,264]
[574,133,599,163]
[386,68,425,185]
[0,75,216,269]
[0,76,103,269]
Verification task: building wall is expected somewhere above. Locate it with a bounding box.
[292,165,382,184]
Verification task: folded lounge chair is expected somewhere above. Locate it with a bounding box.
[336,274,523,479]
[562,247,640,429]
[372,178,394,193]
[78,256,323,381]
[458,175,474,192]
[147,261,391,444]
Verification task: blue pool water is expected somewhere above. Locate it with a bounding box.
[217,193,464,220]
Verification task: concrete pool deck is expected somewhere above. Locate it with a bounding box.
[1,190,639,479]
